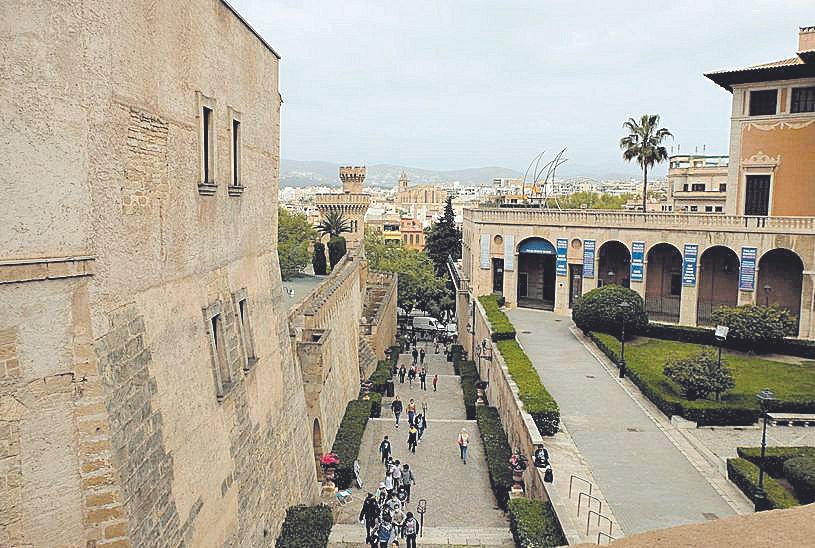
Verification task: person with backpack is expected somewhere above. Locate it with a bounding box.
[457,428,470,464]
[379,435,392,466]
[375,518,395,548]
[407,366,416,386]
[391,396,403,428]
[360,493,380,539]
[401,464,416,503]
[407,423,418,454]
[411,348,418,366]
[533,444,549,468]
[402,511,419,548]
[406,399,417,425]
[398,365,406,384]
[419,368,427,390]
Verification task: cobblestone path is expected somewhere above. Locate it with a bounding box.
[328,340,511,546]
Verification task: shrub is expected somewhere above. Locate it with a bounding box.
[711,304,797,349]
[459,358,480,420]
[477,406,514,510]
[479,295,516,341]
[327,236,347,269]
[312,242,327,275]
[368,392,382,418]
[573,285,648,338]
[496,339,560,435]
[507,498,567,548]
[737,446,815,477]
[783,457,815,504]
[369,360,391,395]
[330,398,373,488]
[726,458,799,510]
[276,505,333,548]
[645,322,815,358]
[663,348,735,401]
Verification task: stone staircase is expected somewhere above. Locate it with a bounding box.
[358,335,378,378]
[328,524,514,547]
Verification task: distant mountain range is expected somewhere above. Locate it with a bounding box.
[280,159,522,188]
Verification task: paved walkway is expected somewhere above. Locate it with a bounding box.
[328,341,511,546]
[508,309,737,535]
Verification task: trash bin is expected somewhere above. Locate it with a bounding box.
[386,380,395,397]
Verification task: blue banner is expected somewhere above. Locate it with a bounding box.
[583,239,595,279]
[556,238,568,277]
[739,247,757,291]
[630,241,645,282]
[682,244,698,287]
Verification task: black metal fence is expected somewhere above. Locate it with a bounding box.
[645,295,680,323]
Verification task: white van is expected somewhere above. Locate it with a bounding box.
[412,316,440,333]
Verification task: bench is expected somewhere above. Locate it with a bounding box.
[767,413,815,426]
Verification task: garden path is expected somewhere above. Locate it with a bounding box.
[328,340,512,547]
[508,308,738,535]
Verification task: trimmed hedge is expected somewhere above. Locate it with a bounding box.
[459,358,480,420]
[496,339,560,435]
[368,392,382,418]
[450,344,464,375]
[369,359,391,395]
[711,304,797,349]
[783,457,815,504]
[573,285,648,338]
[477,406,514,510]
[479,295,516,341]
[737,446,815,477]
[726,458,799,510]
[330,398,374,488]
[276,504,333,548]
[508,498,567,548]
[587,331,758,426]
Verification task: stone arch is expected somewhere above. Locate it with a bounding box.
[758,248,804,326]
[697,246,740,326]
[598,240,631,288]
[645,243,682,322]
[312,418,323,479]
[516,237,556,310]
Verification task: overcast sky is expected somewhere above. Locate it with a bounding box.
[231,0,811,176]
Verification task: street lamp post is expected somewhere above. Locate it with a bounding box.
[763,285,772,307]
[619,301,631,378]
[754,388,775,512]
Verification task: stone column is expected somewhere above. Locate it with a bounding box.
[503,256,518,308]
[798,272,815,339]
[554,275,569,314]
[679,282,699,326]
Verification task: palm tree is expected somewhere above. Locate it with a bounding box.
[620,114,673,213]
[316,211,352,238]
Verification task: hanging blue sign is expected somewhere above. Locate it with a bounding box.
[630,241,645,282]
[556,238,568,277]
[518,238,556,255]
[682,244,698,287]
[739,247,757,291]
[583,239,595,279]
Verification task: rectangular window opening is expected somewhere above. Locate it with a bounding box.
[232,119,241,187]
[238,298,256,369]
[209,313,231,397]
[749,89,778,116]
[791,87,815,113]
[691,183,705,192]
[744,175,771,216]
[203,106,213,183]
[719,183,727,192]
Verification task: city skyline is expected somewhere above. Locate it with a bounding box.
[232,0,811,175]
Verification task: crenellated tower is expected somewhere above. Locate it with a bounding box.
[315,165,370,249]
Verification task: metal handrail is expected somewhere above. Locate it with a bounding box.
[569,474,592,498]
[577,492,602,516]
[597,531,616,545]
[587,510,613,537]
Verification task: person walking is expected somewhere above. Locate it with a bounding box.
[391,396,403,428]
[411,348,418,366]
[419,348,426,365]
[432,373,438,392]
[419,368,427,391]
[433,335,439,354]
[401,464,416,502]
[407,423,418,454]
[379,435,392,466]
[414,413,426,443]
[402,511,419,548]
[457,428,470,464]
[376,519,395,548]
[391,460,402,487]
[406,399,417,426]
[360,493,380,539]
[384,470,395,497]
[398,365,406,384]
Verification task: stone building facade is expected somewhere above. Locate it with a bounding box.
[315,167,371,249]
[665,155,729,213]
[396,172,448,217]
[0,1,390,546]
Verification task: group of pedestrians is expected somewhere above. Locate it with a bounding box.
[388,397,427,453]
[397,364,434,391]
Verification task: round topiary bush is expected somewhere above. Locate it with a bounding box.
[711,304,797,349]
[783,456,815,504]
[572,285,647,338]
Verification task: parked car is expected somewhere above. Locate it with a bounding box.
[412,316,441,337]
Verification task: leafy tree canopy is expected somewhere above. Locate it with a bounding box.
[278,208,317,280]
[620,114,672,212]
[424,198,462,276]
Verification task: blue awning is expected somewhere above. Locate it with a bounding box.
[519,238,556,255]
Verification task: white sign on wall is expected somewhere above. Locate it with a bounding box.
[504,235,515,271]
[480,234,490,269]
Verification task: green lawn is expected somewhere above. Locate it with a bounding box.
[594,333,815,411]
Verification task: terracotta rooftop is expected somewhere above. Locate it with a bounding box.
[705,51,814,91]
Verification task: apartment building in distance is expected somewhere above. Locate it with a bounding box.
[664,155,730,213]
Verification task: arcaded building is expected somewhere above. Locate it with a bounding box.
[0,1,365,546]
[460,26,815,340]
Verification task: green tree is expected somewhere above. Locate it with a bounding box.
[312,241,327,275]
[620,114,672,212]
[424,198,462,276]
[572,285,648,338]
[664,348,735,401]
[327,236,347,269]
[317,211,352,238]
[365,229,445,314]
[278,208,317,280]
[548,191,635,210]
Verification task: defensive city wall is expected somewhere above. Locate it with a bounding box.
[462,208,815,339]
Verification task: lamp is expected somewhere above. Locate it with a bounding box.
[763,285,772,307]
[618,301,631,378]
[754,388,776,512]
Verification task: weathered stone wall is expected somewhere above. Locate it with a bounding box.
[362,271,398,361]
